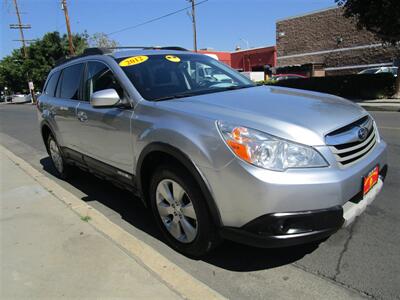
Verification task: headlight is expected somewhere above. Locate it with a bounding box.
[217,121,328,171]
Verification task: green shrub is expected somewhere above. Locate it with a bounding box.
[264,73,396,99]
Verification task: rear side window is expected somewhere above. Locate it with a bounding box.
[44,71,60,97]
[59,63,84,100]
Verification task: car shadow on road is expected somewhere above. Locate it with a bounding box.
[40,157,322,272]
[202,240,320,271]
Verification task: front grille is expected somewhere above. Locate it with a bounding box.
[326,116,377,166]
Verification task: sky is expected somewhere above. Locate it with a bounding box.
[1,0,335,58]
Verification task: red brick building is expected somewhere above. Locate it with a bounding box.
[199,46,277,72]
[276,7,399,76]
[198,50,232,66]
[231,46,277,71]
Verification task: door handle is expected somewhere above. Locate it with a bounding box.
[77,111,88,122]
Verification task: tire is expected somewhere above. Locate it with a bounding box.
[47,134,72,179]
[149,164,220,257]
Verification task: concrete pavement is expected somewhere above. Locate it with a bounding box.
[0,150,181,299]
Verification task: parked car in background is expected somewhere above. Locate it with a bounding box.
[271,74,306,81]
[11,94,31,103]
[37,47,387,257]
[242,71,265,82]
[1,94,12,102]
[358,66,398,77]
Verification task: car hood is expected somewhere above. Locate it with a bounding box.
[161,86,368,146]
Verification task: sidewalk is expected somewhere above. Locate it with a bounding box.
[356,98,400,112]
[0,150,180,299]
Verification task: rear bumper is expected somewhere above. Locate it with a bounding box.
[220,170,387,248]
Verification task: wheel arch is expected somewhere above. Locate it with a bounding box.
[136,142,222,228]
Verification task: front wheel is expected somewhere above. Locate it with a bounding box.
[47,134,72,179]
[149,165,220,257]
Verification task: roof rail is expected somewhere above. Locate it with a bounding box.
[54,57,68,67]
[83,47,113,55]
[54,48,113,67]
[105,46,189,51]
[159,46,188,51]
[54,53,86,67]
[54,46,189,67]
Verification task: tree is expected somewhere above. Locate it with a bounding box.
[88,33,118,48]
[336,0,400,98]
[0,31,88,93]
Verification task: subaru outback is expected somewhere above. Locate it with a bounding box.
[37,47,388,257]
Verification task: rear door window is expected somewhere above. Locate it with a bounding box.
[44,71,61,97]
[59,63,84,100]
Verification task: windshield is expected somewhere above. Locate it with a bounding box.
[116,53,255,100]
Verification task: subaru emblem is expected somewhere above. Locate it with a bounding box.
[358,127,368,141]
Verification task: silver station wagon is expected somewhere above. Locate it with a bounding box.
[37,47,388,257]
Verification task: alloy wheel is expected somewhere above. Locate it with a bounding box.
[156,179,198,243]
[49,138,63,173]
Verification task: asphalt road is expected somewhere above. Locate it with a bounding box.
[1,104,399,299]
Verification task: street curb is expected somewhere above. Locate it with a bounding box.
[0,101,32,105]
[358,104,400,112]
[0,145,226,300]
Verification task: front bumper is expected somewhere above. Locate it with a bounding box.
[220,206,344,248]
[200,140,388,227]
[219,172,387,248]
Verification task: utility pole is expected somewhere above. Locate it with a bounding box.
[12,0,27,57]
[10,0,35,103]
[188,0,198,52]
[61,0,75,55]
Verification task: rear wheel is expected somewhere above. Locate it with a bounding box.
[47,134,71,179]
[149,164,220,257]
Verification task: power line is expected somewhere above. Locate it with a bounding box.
[106,0,208,36]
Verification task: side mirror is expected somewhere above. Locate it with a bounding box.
[90,89,120,108]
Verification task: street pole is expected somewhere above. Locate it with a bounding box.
[12,0,27,58]
[61,0,75,56]
[189,0,197,52]
[11,0,35,103]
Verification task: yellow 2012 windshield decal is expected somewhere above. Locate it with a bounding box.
[165,55,181,62]
[119,56,148,67]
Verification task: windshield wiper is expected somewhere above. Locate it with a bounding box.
[220,84,256,91]
[153,93,199,101]
[152,84,257,101]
